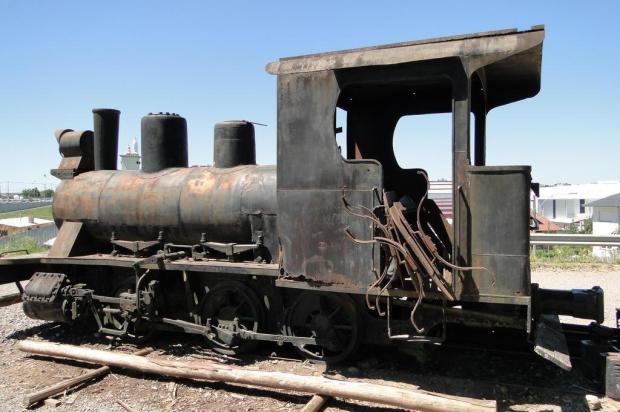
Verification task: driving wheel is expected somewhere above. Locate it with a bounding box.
[200,281,264,355]
[285,291,361,363]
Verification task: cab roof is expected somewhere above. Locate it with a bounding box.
[267,25,545,110]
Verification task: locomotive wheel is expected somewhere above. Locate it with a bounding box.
[200,281,264,355]
[285,292,361,363]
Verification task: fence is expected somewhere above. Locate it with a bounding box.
[530,233,620,263]
[0,225,58,250]
[530,234,620,247]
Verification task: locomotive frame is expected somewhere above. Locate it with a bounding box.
[0,25,612,367]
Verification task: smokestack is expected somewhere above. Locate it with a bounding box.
[92,108,120,170]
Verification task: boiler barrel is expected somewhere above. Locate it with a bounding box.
[52,165,277,245]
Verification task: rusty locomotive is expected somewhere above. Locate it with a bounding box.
[0,26,612,367]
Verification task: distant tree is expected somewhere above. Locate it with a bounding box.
[566,218,592,234]
[581,218,593,234]
[21,187,41,198]
[41,189,54,198]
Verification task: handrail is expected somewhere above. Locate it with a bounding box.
[530,233,620,247]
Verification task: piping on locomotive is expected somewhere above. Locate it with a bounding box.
[0,25,614,368]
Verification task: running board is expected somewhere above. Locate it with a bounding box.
[534,314,572,371]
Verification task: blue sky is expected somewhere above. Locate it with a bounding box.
[0,1,618,193]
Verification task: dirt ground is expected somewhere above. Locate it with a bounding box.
[1,270,620,412]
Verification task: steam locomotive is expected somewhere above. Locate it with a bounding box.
[0,25,612,367]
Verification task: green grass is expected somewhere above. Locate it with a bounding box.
[0,205,53,220]
[0,236,47,255]
[530,245,620,270]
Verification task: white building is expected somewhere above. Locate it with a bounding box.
[536,181,620,227]
[428,180,452,221]
[588,193,620,259]
[0,216,54,236]
[120,138,141,171]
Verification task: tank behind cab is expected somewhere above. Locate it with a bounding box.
[52,113,277,257]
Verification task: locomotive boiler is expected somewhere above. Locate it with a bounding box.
[53,113,278,258]
[0,25,615,368]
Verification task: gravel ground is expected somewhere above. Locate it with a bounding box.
[1,272,620,411]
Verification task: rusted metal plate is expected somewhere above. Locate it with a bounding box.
[275,70,381,290]
[464,166,531,300]
[279,188,378,288]
[52,171,114,222]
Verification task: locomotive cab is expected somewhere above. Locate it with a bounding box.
[267,27,546,304]
[267,25,605,367]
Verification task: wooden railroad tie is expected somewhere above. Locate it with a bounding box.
[18,339,496,412]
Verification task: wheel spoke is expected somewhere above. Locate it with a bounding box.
[285,292,359,363]
[232,301,245,313]
[224,290,234,307]
[319,295,331,315]
[327,306,342,320]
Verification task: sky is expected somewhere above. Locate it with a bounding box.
[0,1,618,193]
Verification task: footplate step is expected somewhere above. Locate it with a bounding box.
[534,314,572,371]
